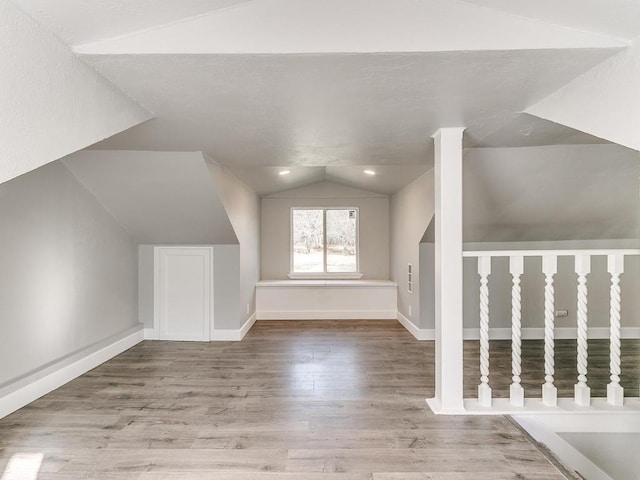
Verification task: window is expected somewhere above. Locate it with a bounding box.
[291,208,358,274]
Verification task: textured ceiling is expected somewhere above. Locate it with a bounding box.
[464,144,640,241]
[74,0,622,54]
[12,0,633,195]
[460,0,640,41]
[230,165,432,196]
[85,50,616,167]
[11,0,253,45]
[464,113,609,148]
[14,0,635,48]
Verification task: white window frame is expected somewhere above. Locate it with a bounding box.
[289,207,363,279]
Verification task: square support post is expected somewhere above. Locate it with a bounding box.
[426,127,465,414]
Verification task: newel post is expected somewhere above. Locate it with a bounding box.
[427,127,466,414]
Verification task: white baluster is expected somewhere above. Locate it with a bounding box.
[510,256,524,407]
[542,255,558,407]
[607,254,624,406]
[478,256,492,407]
[575,255,591,406]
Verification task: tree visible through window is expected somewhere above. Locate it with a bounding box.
[292,208,358,273]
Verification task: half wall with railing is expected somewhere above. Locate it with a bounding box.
[463,248,640,413]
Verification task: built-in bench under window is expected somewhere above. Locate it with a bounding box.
[256,280,397,320]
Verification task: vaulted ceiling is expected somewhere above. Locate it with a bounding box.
[11,0,638,194]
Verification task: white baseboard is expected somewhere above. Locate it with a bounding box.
[210,313,257,341]
[0,325,144,420]
[240,312,257,339]
[145,313,257,342]
[463,327,640,340]
[397,311,435,340]
[256,310,397,320]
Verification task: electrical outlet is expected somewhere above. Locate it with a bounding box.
[246,303,250,315]
[555,309,568,318]
[409,305,412,317]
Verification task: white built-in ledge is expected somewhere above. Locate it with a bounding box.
[256,280,397,320]
[287,273,364,280]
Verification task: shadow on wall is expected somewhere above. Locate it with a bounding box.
[419,217,436,330]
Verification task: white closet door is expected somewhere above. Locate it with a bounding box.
[156,247,212,341]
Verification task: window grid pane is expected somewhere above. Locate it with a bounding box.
[292,209,324,273]
[292,208,358,274]
[326,209,357,273]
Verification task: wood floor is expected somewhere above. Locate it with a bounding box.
[2,320,634,479]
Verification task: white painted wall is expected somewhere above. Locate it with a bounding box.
[464,145,640,242]
[0,0,150,185]
[0,160,138,386]
[527,39,640,150]
[390,171,435,327]
[419,232,435,330]
[261,181,390,281]
[212,245,241,330]
[138,245,155,328]
[207,160,261,327]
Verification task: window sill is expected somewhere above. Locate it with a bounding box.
[287,273,364,280]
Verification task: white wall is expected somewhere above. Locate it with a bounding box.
[138,245,155,328]
[463,144,640,242]
[0,160,138,386]
[527,39,640,150]
[390,171,435,327]
[0,0,150,185]
[261,181,390,280]
[419,238,435,330]
[213,245,242,330]
[207,160,261,327]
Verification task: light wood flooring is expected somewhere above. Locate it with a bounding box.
[1,320,636,479]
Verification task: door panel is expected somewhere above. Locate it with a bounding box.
[157,247,212,341]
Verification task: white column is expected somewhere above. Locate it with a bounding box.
[575,254,591,406]
[607,254,624,406]
[542,255,558,407]
[509,255,524,407]
[428,127,465,414]
[478,256,492,407]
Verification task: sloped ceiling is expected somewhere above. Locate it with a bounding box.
[526,40,640,152]
[264,180,387,199]
[62,150,237,244]
[9,0,636,197]
[11,0,253,45]
[463,144,640,242]
[460,0,640,42]
[85,49,616,170]
[74,0,621,54]
[0,0,151,185]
